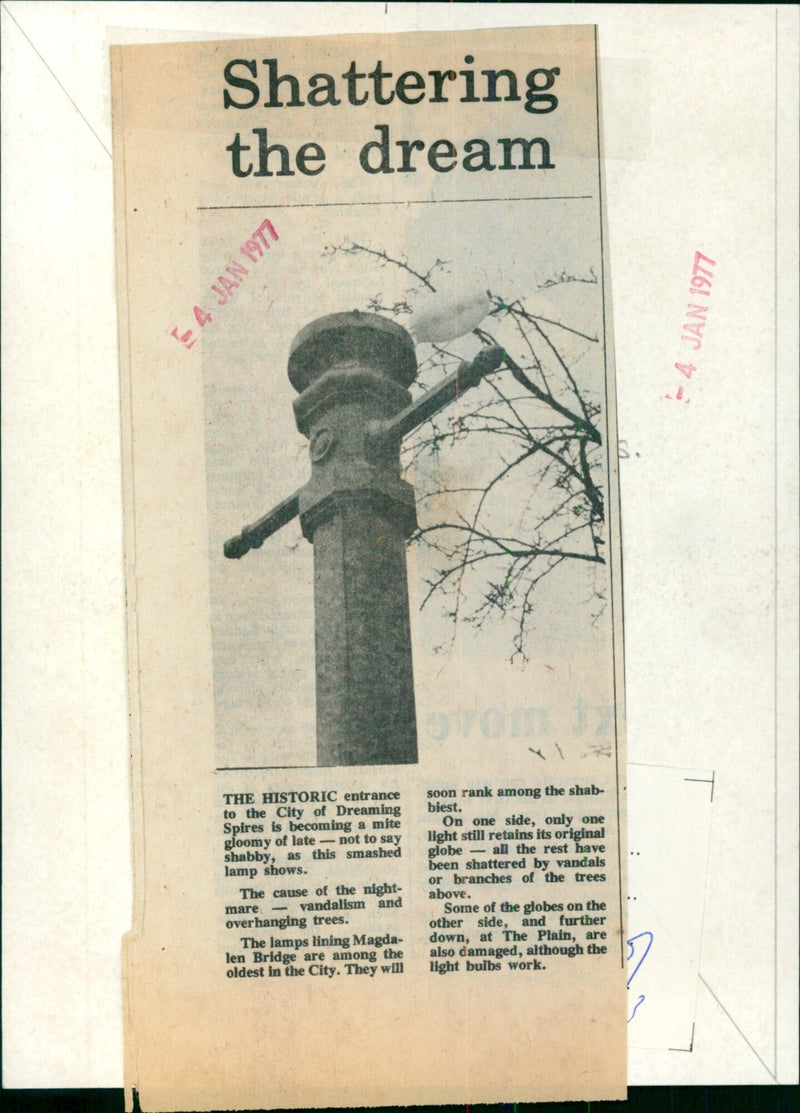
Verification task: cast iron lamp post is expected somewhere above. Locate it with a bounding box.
[224,310,503,767]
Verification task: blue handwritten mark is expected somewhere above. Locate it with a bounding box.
[627,930,654,986]
[626,930,654,1023]
[628,993,646,1023]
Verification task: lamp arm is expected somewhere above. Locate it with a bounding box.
[223,346,505,559]
[365,345,505,451]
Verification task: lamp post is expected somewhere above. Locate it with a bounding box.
[225,310,503,767]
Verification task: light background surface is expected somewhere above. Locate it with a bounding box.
[2,0,798,1090]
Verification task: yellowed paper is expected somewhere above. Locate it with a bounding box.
[112,25,626,1108]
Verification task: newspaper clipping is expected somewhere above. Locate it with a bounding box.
[112,24,627,1109]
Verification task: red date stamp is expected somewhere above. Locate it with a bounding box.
[168,218,279,350]
[665,251,716,402]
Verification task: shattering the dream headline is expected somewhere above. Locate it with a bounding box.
[222,57,564,177]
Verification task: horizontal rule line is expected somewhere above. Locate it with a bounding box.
[198,195,593,211]
[215,765,320,771]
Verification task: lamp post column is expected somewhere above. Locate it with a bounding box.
[289,311,419,767]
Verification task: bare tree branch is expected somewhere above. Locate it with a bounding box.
[324,239,607,659]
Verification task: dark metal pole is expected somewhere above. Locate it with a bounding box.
[289,311,419,767]
[222,309,505,768]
